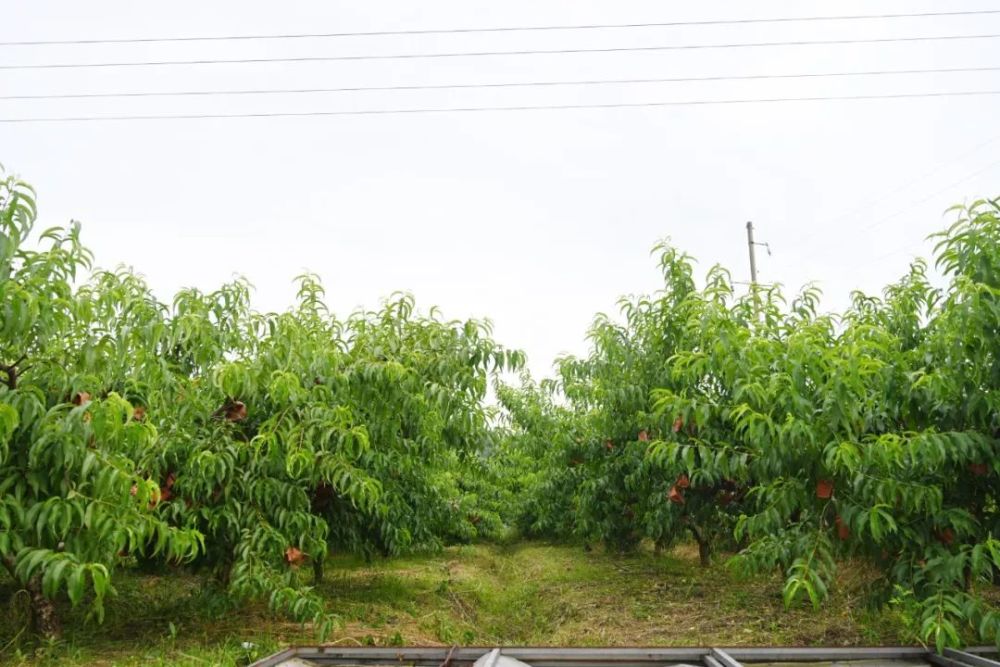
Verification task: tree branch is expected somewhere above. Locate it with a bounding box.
[1,554,18,582]
[0,353,29,390]
[0,353,28,371]
[686,520,703,545]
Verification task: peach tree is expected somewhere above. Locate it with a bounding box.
[1,165,523,638]
[648,202,1000,648]
[0,167,202,637]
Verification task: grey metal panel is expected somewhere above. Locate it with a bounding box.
[251,646,999,667]
[497,649,706,667]
[711,649,743,667]
[250,648,302,667]
[286,647,479,663]
[928,653,965,667]
[479,649,502,667]
[704,655,726,667]
[728,649,930,661]
[491,647,708,667]
[251,647,710,667]
[440,646,460,667]
[942,650,1000,667]
[499,662,696,667]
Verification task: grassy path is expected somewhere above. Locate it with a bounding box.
[0,542,906,666]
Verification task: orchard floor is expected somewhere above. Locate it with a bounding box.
[0,541,911,667]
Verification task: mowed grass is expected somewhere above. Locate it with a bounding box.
[0,541,908,667]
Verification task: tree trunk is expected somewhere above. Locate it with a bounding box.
[654,534,671,556]
[313,557,324,584]
[1,556,59,638]
[687,524,711,567]
[26,575,61,639]
[216,559,233,587]
[697,539,712,568]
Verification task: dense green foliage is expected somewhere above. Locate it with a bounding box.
[2,162,998,651]
[498,201,1000,649]
[0,165,522,638]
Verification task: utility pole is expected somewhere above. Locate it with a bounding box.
[746,221,758,286]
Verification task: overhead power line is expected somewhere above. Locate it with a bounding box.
[785,131,1000,253]
[3,33,999,70]
[4,65,999,101]
[856,157,1000,236]
[2,9,999,46]
[2,89,998,124]
[838,157,1000,276]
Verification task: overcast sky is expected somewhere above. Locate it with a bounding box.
[3,1,999,379]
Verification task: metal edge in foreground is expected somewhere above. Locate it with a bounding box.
[250,646,1000,667]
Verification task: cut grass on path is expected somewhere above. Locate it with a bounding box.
[0,541,907,667]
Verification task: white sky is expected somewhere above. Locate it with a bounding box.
[2,1,999,379]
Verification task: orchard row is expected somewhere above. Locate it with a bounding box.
[0,166,523,637]
[1,165,998,648]
[497,204,1000,650]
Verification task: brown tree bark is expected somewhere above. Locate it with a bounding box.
[697,539,712,568]
[26,575,61,639]
[0,353,27,390]
[687,524,712,567]
[2,555,61,639]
